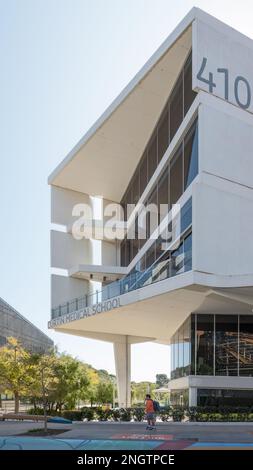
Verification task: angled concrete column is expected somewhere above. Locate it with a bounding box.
[113,337,131,408]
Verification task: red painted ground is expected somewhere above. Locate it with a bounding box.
[112,433,174,441]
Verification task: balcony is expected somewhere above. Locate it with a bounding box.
[51,228,192,320]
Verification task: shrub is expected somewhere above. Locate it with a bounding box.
[119,408,132,421]
[96,408,113,421]
[81,407,95,421]
[27,407,45,416]
[26,407,56,416]
[171,407,184,422]
[62,410,83,421]
[132,407,145,422]
[111,409,121,421]
[160,406,171,422]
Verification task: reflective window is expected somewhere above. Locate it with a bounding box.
[131,218,139,260]
[239,316,253,376]
[183,317,191,376]
[125,239,131,266]
[184,54,195,115]
[148,132,157,180]
[158,110,169,162]
[121,52,196,218]
[197,389,253,407]
[132,170,140,206]
[183,232,192,272]
[120,52,198,267]
[172,314,253,380]
[179,326,184,376]
[184,121,198,190]
[120,239,126,267]
[139,153,148,196]
[145,243,156,269]
[170,144,183,207]
[158,166,169,223]
[215,315,238,376]
[170,241,184,277]
[196,314,214,375]
[170,73,183,141]
[170,389,189,406]
[181,197,192,233]
[174,330,179,379]
[147,186,158,238]
[171,314,194,380]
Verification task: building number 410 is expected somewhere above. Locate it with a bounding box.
[197,57,251,110]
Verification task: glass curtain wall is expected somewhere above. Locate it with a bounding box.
[120,119,198,267]
[120,51,197,267]
[171,314,253,380]
[171,316,193,379]
[121,52,196,214]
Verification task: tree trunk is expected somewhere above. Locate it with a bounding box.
[43,400,47,433]
[14,392,19,413]
[41,370,47,434]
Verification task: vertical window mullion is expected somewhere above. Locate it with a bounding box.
[238,314,240,376]
[195,313,197,375]
[214,314,216,376]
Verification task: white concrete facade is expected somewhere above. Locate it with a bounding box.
[48,9,253,407]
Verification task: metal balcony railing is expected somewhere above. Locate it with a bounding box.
[51,229,192,320]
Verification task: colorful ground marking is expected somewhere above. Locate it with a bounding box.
[156,440,196,450]
[112,433,174,441]
[188,442,253,450]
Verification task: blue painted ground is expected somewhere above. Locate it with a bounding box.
[190,442,253,448]
[0,437,160,450]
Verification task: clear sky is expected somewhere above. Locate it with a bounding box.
[1,0,253,381]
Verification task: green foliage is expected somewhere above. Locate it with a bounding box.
[186,406,253,422]
[111,408,121,421]
[160,406,172,422]
[62,410,84,421]
[119,408,132,421]
[155,374,169,388]
[0,337,35,412]
[95,382,113,405]
[81,407,96,421]
[50,355,90,410]
[171,407,184,422]
[131,382,156,404]
[132,407,145,422]
[96,408,113,421]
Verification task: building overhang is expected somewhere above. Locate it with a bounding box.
[169,375,253,391]
[49,271,253,344]
[49,7,253,202]
[69,264,127,282]
[48,9,200,202]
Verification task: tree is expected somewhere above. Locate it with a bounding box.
[0,337,34,413]
[30,352,58,433]
[156,374,169,388]
[85,365,100,407]
[131,381,156,404]
[95,382,113,405]
[51,355,90,410]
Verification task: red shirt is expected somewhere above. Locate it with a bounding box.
[145,399,154,413]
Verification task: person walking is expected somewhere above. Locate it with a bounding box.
[145,394,156,430]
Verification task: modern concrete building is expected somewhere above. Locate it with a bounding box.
[0,297,53,353]
[48,8,253,407]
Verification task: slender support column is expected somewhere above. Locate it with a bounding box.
[113,336,131,408]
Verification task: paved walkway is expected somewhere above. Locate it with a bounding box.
[0,421,253,450]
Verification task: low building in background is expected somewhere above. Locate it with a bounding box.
[0,297,53,353]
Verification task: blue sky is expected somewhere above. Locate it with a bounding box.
[1,0,253,381]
